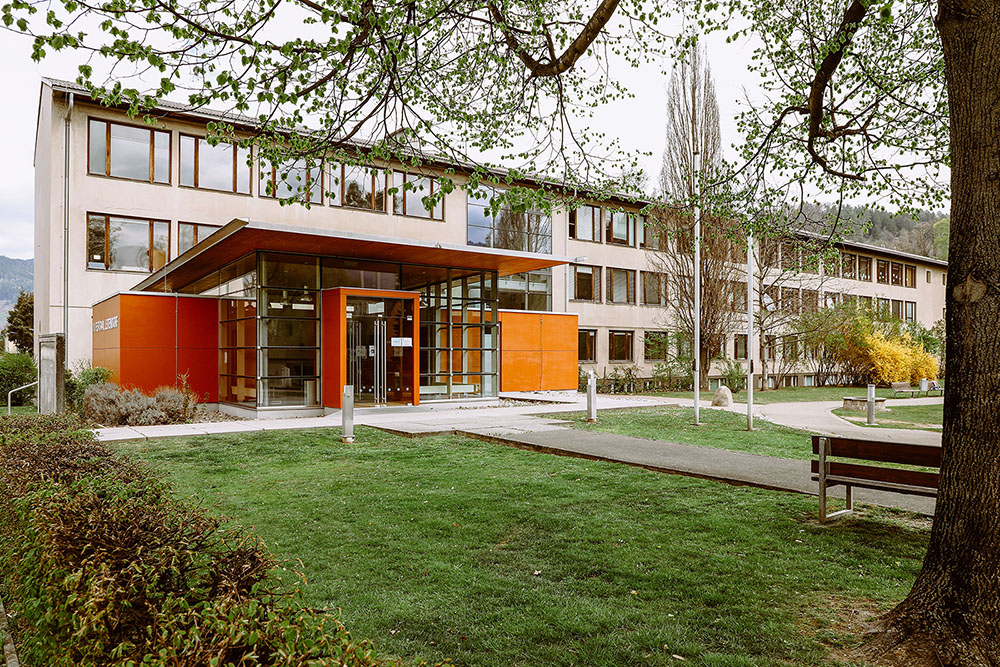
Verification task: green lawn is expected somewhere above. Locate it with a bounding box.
[120,427,929,666]
[833,404,943,432]
[2,405,36,417]
[644,386,898,405]
[548,406,817,460]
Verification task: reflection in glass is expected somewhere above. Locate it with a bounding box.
[153,132,170,183]
[88,120,105,175]
[87,215,106,269]
[179,135,195,186]
[109,123,150,180]
[108,217,151,271]
[198,140,235,191]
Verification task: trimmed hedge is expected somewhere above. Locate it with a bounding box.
[0,415,388,666]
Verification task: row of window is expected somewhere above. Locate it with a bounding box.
[572,264,667,305]
[86,214,226,272]
[568,205,669,249]
[88,118,445,219]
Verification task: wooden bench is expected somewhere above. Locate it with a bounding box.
[890,381,919,398]
[811,435,940,522]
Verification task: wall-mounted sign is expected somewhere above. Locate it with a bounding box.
[94,315,119,332]
[390,337,413,347]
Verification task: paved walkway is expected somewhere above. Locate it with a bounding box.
[95,392,940,516]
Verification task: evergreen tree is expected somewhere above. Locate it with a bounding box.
[3,291,33,356]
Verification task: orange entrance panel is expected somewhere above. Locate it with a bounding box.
[499,310,578,392]
[321,288,421,408]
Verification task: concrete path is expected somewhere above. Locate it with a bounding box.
[755,397,942,445]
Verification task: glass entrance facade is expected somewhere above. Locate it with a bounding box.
[181,251,500,408]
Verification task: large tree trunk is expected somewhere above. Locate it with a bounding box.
[866,2,1000,663]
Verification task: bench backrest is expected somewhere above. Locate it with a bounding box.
[811,435,940,489]
[890,381,912,391]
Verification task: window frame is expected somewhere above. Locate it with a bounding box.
[734,333,748,360]
[262,161,324,204]
[890,261,904,286]
[605,209,637,247]
[87,117,172,185]
[904,264,917,288]
[329,163,388,212]
[643,330,670,361]
[606,267,636,304]
[578,329,597,362]
[858,256,873,281]
[640,271,667,306]
[571,264,601,302]
[568,205,602,243]
[391,170,445,220]
[905,301,916,322]
[608,329,634,362]
[86,212,170,274]
[876,259,890,284]
[841,252,857,280]
[178,133,252,194]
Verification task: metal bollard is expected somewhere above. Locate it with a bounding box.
[867,383,876,425]
[342,385,355,443]
[587,371,597,423]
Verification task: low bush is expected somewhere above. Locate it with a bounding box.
[83,382,167,426]
[0,352,37,406]
[0,415,386,666]
[65,363,114,412]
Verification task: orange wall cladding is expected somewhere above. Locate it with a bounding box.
[92,293,219,402]
[499,311,578,392]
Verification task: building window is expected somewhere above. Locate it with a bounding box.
[467,186,552,253]
[392,171,444,219]
[579,329,597,362]
[926,270,932,283]
[890,262,903,286]
[644,331,670,361]
[858,256,873,281]
[498,270,551,311]
[263,161,323,203]
[605,210,637,247]
[609,330,634,362]
[734,334,748,360]
[569,205,601,242]
[803,375,815,387]
[905,301,916,322]
[572,264,601,302]
[783,375,799,388]
[641,272,666,305]
[88,118,170,183]
[179,134,251,193]
[178,222,221,254]
[325,163,387,211]
[677,335,694,359]
[640,216,670,250]
[891,299,904,319]
[841,252,856,280]
[877,297,891,315]
[87,213,168,272]
[876,259,890,284]
[943,272,947,284]
[904,264,917,288]
[606,268,636,304]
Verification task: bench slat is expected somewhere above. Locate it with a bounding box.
[811,436,941,467]
[810,474,939,497]
[810,460,939,489]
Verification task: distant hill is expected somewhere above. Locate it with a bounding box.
[0,256,33,325]
[800,203,949,261]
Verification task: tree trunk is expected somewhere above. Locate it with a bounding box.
[866,2,1000,663]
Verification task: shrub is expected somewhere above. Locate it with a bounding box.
[65,362,114,412]
[718,359,746,394]
[0,415,385,667]
[83,383,167,427]
[0,352,37,406]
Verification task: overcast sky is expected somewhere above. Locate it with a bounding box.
[0,23,759,260]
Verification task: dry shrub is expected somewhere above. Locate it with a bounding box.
[83,383,167,427]
[0,415,385,667]
[153,385,198,423]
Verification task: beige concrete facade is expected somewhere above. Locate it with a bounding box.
[34,78,948,386]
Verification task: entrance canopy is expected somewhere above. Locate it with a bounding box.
[134,219,571,293]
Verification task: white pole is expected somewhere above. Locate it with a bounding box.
[746,230,755,430]
[693,150,701,425]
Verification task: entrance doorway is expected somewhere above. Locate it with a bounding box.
[346,296,415,405]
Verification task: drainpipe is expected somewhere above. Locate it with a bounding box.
[63,92,74,367]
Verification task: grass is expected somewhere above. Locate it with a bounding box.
[833,404,943,432]
[546,406,818,460]
[2,405,37,417]
[120,427,930,666]
[643,386,898,405]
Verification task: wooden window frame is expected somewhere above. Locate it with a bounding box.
[391,170,445,220]
[178,221,222,254]
[640,271,666,306]
[178,133,252,194]
[644,330,670,361]
[605,210,636,247]
[608,329,634,362]
[905,301,916,322]
[858,256,873,281]
[87,117,172,184]
[876,259,890,284]
[331,163,388,212]
[578,329,597,362]
[568,205,602,243]
[263,161,324,204]
[890,262,904,286]
[86,212,170,273]
[904,264,917,288]
[606,268,636,304]
[841,252,857,280]
[572,264,601,302]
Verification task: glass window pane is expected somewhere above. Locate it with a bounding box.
[179,135,195,186]
[392,171,405,214]
[261,253,318,288]
[151,221,168,270]
[236,145,251,194]
[109,124,150,180]
[405,176,432,218]
[88,120,106,175]
[263,348,318,378]
[262,318,318,347]
[108,217,151,271]
[343,165,373,209]
[327,163,341,206]
[179,223,196,254]
[153,131,170,183]
[309,165,322,203]
[87,215,106,269]
[373,171,386,211]
[263,289,317,318]
[198,139,235,191]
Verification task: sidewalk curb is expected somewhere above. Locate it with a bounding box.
[0,594,21,667]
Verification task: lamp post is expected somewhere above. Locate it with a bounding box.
[693,150,701,426]
[746,230,755,430]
